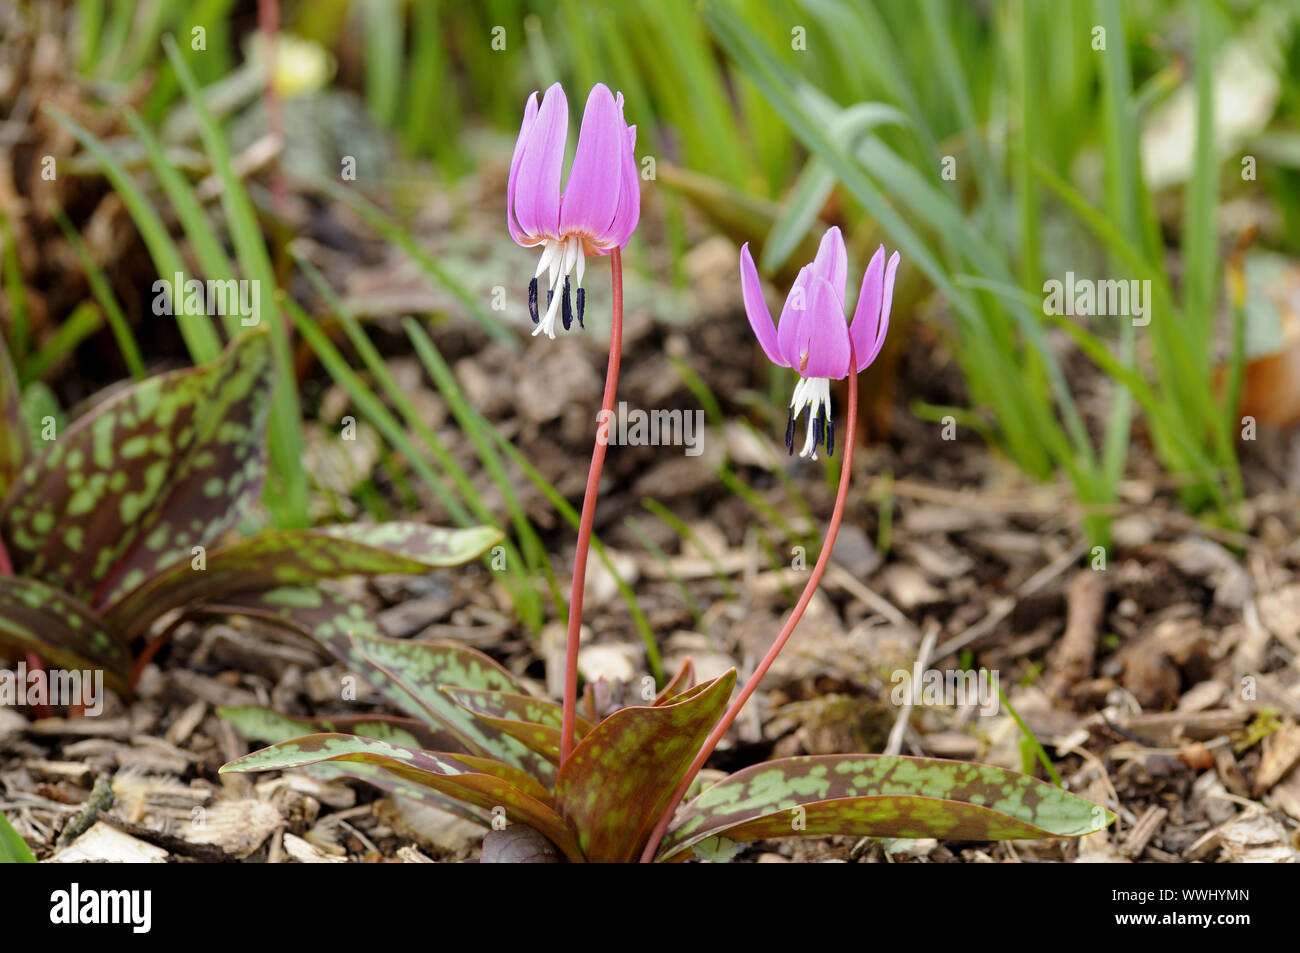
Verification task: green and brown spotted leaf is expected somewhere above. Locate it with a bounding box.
[653,659,695,705]
[657,755,1115,862]
[303,759,490,826]
[442,687,593,764]
[553,669,737,863]
[0,332,27,497]
[218,706,489,823]
[217,706,466,752]
[105,523,501,636]
[220,733,582,861]
[212,584,428,715]
[0,330,273,605]
[351,631,557,785]
[0,576,132,695]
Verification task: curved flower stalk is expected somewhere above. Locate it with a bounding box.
[638,230,899,861]
[740,226,897,458]
[508,82,641,761]
[508,82,640,339]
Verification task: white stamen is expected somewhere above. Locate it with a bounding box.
[530,235,590,337]
[534,241,559,279]
[788,376,832,460]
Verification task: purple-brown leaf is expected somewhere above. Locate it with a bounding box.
[0,575,132,694]
[1,330,273,606]
[220,732,583,861]
[657,754,1115,861]
[553,669,736,862]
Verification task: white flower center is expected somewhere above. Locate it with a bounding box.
[789,376,832,460]
[531,234,587,338]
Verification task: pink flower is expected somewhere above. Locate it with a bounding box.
[740,226,898,459]
[508,82,640,338]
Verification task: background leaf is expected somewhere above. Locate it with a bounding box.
[0,810,36,863]
[0,331,28,497]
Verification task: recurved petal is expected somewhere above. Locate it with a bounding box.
[811,226,848,304]
[740,244,785,366]
[850,244,885,370]
[607,120,641,248]
[776,265,813,369]
[514,83,568,240]
[560,84,625,238]
[860,250,900,369]
[507,91,540,244]
[797,276,851,379]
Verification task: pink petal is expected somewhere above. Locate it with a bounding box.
[849,245,885,371]
[797,276,851,379]
[560,84,624,238]
[811,226,848,304]
[740,243,785,366]
[607,119,641,249]
[777,265,813,369]
[862,250,900,369]
[514,83,568,240]
[507,92,540,244]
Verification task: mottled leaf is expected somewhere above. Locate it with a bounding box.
[553,670,737,863]
[0,330,273,606]
[441,687,593,764]
[351,631,557,784]
[0,331,27,498]
[220,733,582,861]
[105,523,501,636]
[303,760,490,826]
[212,588,557,784]
[218,706,488,823]
[217,705,465,752]
[0,576,131,694]
[653,659,695,705]
[658,755,1115,862]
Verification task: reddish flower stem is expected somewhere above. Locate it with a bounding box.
[639,356,859,863]
[560,248,624,764]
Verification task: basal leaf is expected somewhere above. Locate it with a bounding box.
[0,330,273,606]
[350,631,557,785]
[0,331,27,498]
[105,523,501,636]
[553,669,737,863]
[217,705,465,752]
[211,589,557,784]
[220,733,582,861]
[653,659,695,705]
[658,755,1115,862]
[441,687,593,764]
[303,760,490,826]
[0,576,132,694]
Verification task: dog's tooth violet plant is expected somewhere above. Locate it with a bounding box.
[741,227,896,459]
[509,82,640,339]
[221,200,1113,859]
